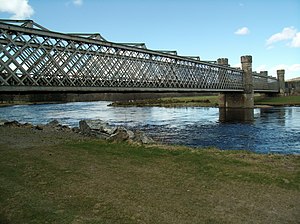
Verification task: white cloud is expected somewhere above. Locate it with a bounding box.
[290,32,300,48]
[270,64,300,79]
[73,0,83,6]
[0,0,34,19]
[266,27,300,48]
[289,64,300,72]
[234,27,250,35]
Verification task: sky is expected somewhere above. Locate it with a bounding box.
[0,0,299,80]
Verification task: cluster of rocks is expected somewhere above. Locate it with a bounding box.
[0,119,72,132]
[0,119,154,144]
[78,120,154,144]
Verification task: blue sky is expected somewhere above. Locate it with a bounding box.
[0,0,299,79]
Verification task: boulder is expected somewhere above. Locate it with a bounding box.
[78,119,154,144]
[127,130,135,139]
[133,130,154,144]
[35,125,43,130]
[22,123,34,129]
[46,119,60,127]
[79,120,91,134]
[0,119,8,126]
[108,127,129,142]
[4,120,21,127]
[79,120,117,135]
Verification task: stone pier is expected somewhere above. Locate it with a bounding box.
[219,55,254,109]
[277,69,285,95]
[218,55,254,122]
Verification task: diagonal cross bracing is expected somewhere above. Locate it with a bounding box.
[0,20,278,93]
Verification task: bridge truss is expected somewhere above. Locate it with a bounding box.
[0,20,278,93]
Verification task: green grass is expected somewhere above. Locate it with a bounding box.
[1,140,299,223]
[255,95,300,106]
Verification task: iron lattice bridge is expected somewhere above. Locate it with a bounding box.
[0,20,278,93]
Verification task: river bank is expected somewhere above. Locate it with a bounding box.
[109,95,300,107]
[0,122,299,223]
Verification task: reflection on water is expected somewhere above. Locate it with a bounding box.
[0,101,299,154]
[219,108,254,123]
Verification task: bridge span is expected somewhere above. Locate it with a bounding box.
[0,20,281,108]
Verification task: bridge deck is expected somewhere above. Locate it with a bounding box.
[0,20,278,93]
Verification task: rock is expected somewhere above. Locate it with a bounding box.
[103,126,118,135]
[0,119,8,126]
[72,127,80,133]
[133,130,154,144]
[22,123,34,129]
[78,119,154,144]
[93,132,111,139]
[79,120,91,134]
[108,127,129,142]
[79,120,117,135]
[60,125,71,132]
[127,130,135,139]
[46,119,60,127]
[4,120,21,127]
[35,125,43,130]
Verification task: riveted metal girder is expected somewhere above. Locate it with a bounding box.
[0,20,278,93]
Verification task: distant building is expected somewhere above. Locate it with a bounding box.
[286,77,300,95]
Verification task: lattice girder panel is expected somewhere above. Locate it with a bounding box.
[1,20,272,93]
[253,74,279,92]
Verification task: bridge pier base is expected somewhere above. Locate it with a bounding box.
[219,92,254,108]
[218,55,254,122]
[219,55,254,109]
[219,108,254,123]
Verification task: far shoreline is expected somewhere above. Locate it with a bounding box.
[1,95,300,108]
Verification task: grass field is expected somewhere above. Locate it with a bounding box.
[1,128,299,223]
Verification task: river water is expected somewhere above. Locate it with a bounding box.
[0,101,299,154]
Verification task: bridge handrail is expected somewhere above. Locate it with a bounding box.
[252,73,278,80]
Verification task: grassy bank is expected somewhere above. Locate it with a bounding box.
[0,126,299,223]
[109,95,219,107]
[254,95,300,106]
[110,95,300,107]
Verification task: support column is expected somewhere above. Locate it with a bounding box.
[217,58,228,108]
[219,55,254,108]
[277,69,285,95]
[219,56,254,122]
[241,55,254,108]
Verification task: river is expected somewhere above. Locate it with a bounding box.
[0,101,299,154]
